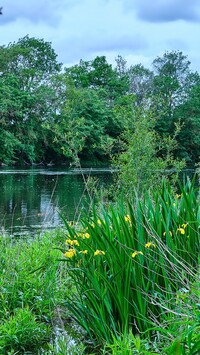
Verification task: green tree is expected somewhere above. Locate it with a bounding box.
[0,36,61,164]
[65,55,129,102]
[59,56,129,164]
[49,82,120,165]
[173,84,200,163]
[151,51,200,134]
[127,64,154,106]
[114,103,184,195]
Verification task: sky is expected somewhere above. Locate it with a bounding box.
[0,0,200,72]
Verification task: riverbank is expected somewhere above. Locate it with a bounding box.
[0,229,87,354]
[1,179,200,354]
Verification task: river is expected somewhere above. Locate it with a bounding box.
[0,167,114,237]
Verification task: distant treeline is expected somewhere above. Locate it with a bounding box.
[0,35,200,166]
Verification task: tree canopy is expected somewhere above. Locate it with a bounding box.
[0,37,199,167]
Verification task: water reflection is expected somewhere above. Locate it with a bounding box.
[0,167,113,236]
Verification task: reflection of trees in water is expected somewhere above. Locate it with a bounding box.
[0,171,112,233]
[57,175,87,219]
[0,174,44,231]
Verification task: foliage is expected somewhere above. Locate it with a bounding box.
[127,63,154,107]
[173,84,200,163]
[1,181,200,353]
[0,40,199,169]
[0,307,48,354]
[0,37,200,166]
[151,51,200,136]
[0,234,57,319]
[50,83,118,163]
[60,179,200,346]
[65,55,129,102]
[46,333,86,355]
[113,103,184,194]
[0,36,61,164]
[103,332,158,354]
[53,56,128,164]
[0,231,71,353]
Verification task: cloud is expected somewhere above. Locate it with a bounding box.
[165,38,189,51]
[55,32,148,65]
[0,0,81,26]
[86,34,148,52]
[0,0,200,73]
[125,0,200,23]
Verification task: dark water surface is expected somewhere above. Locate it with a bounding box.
[0,167,113,236]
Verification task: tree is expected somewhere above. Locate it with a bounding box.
[49,81,119,165]
[127,64,154,107]
[0,36,62,164]
[59,56,129,164]
[0,35,61,84]
[114,103,184,195]
[151,51,200,134]
[173,84,200,163]
[65,55,129,102]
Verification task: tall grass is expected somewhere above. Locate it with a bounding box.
[0,231,73,354]
[61,178,200,345]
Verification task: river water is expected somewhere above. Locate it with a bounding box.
[0,167,113,236]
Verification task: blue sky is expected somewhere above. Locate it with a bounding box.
[0,0,200,71]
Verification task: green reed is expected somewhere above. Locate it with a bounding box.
[61,178,200,345]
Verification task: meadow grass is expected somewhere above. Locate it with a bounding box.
[0,230,76,354]
[61,178,200,352]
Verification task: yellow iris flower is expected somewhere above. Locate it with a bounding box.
[66,239,79,246]
[64,248,76,258]
[94,250,105,256]
[145,242,156,248]
[132,251,143,258]
[124,215,131,223]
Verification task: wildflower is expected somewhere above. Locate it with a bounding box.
[177,227,185,235]
[82,232,90,239]
[163,231,172,236]
[94,250,105,256]
[79,250,88,255]
[145,242,156,248]
[181,223,188,229]
[132,251,143,258]
[175,194,182,199]
[90,222,95,228]
[97,219,102,226]
[66,239,79,246]
[64,248,76,258]
[124,214,131,223]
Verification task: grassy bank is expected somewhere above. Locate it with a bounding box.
[0,231,85,354]
[1,179,200,354]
